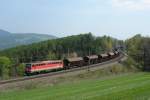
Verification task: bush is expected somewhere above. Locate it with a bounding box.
[110,65,124,74]
[0,56,12,79]
[17,63,25,76]
[122,57,139,70]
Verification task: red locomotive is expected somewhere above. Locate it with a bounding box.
[25,60,63,74]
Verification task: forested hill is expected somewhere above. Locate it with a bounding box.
[0,33,122,64]
[0,29,56,50]
[0,33,123,78]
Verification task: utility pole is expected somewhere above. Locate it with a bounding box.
[30,56,33,62]
[143,47,146,71]
[15,57,19,77]
[68,48,70,57]
[88,48,91,72]
[88,48,91,56]
[36,47,38,60]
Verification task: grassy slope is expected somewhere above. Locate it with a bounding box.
[0,72,150,100]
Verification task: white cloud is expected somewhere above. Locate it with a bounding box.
[112,0,150,10]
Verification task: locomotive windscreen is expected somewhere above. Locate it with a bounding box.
[26,64,31,68]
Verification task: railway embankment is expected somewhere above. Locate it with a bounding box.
[0,54,139,92]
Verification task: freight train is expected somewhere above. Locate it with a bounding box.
[25,51,120,75]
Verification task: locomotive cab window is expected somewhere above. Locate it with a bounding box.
[26,64,31,68]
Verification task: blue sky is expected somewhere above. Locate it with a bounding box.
[0,0,150,40]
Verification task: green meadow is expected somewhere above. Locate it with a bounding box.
[0,72,150,100]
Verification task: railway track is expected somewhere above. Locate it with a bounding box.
[0,53,125,85]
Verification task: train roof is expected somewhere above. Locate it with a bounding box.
[114,51,119,54]
[99,54,108,57]
[85,55,98,59]
[65,57,83,62]
[108,52,115,56]
[26,60,62,65]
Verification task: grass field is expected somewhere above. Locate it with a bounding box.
[0,72,150,100]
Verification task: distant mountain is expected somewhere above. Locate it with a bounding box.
[0,29,57,50]
[0,29,11,36]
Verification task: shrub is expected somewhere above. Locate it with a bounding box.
[17,63,25,76]
[122,57,139,70]
[110,65,123,74]
[0,56,12,79]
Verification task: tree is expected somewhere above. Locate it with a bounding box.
[125,34,150,71]
[16,63,25,76]
[0,56,12,79]
[46,51,57,60]
[142,38,150,71]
